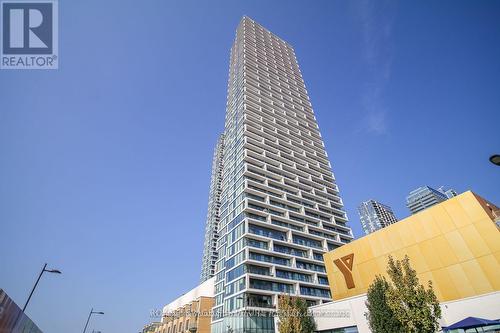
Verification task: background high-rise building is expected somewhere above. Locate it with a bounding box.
[358,199,398,235]
[442,187,458,199]
[210,17,354,333]
[406,185,457,214]
[200,134,225,282]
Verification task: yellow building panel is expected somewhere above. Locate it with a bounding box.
[444,230,474,262]
[418,271,439,297]
[418,239,444,271]
[409,216,428,243]
[458,192,491,222]
[324,192,500,302]
[431,205,456,234]
[446,263,476,298]
[431,235,459,267]
[359,260,379,287]
[397,221,418,247]
[389,227,406,251]
[445,199,473,228]
[367,233,384,258]
[493,251,500,266]
[461,259,494,295]
[419,210,442,239]
[476,254,500,290]
[431,267,459,300]
[458,224,491,258]
[473,217,500,253]
[355,239,374,264]
[404,244,430,272]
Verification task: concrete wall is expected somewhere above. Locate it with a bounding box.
[310,291,500,332]
[163,277,215,314]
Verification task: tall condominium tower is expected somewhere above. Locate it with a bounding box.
[406,185,457,215]
[358,199,398,235]
[200,134,225,283]
[210,17,353,333]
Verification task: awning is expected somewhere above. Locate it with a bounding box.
[444,317,500,330]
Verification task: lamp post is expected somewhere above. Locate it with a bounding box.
[83,308,104,333]
[22,263,62,312]
[489,155,500,166]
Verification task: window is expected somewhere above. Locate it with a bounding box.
[249,278,294,293]
[244,314,275,332]
[227,222,245,244]
[313,252,324,261]
[246,238,268,249]
[271,219,303,231]
[296,260,326,273]
[276,269,312,282]
[248,224,286,241]
[225,276,246,296]
[293,235,322,249]
[226,264,245,282]
[318,276,329,285]
[226,250,246,270]
[328,243,340,251]
[246,293,274,308]
[246,264,270,276]
[300,286,331,298]
[249,252,290,266]
[273,244,306,257]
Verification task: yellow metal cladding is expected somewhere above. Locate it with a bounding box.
[324,191,500,302]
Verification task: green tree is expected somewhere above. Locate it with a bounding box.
[366,255,442,333]
[386,255,441,333]
[278,294,316,333]
[365,275,404,333]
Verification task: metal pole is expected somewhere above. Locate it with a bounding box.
[22,263,47,312]
[83,308,93,333]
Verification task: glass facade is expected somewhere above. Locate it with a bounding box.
[357,199,398,235]
[210,16,354,333]
[201,134,225,282]
[406,185,457,214]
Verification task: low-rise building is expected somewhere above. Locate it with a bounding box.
[159,296,214,333]
[143,322,161,333]
[149,277,215,333]
[312,191,500,333]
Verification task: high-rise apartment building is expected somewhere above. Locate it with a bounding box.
[210,17,354,333]
[406,185,457,214]
[358,199,398,235]
[200,134,225,282]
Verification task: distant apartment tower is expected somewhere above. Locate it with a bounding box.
[200,134,225,282]
[358,200,398,235]
[210,17,354,333]
[406,185,457,214]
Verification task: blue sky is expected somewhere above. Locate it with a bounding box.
[1,0,499,332]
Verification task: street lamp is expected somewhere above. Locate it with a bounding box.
[83,308,104,333]
[489,155,500,166]
[22,263,62,312]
